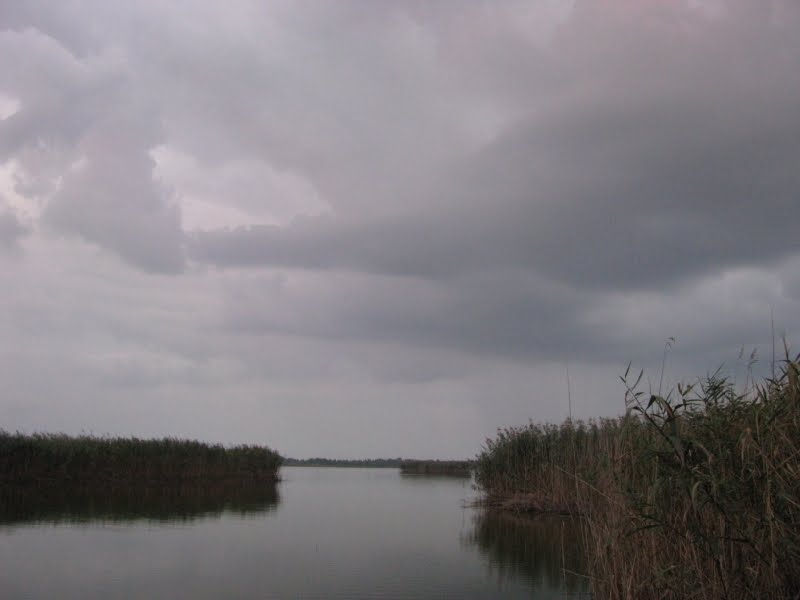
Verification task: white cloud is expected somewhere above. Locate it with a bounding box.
[152,145,330,230]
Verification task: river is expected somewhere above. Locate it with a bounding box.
[0,467,589,598]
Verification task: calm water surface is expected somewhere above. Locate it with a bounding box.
[0,467,588,599]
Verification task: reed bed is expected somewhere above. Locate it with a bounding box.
[0,432,282,487]
[475,355,800,599]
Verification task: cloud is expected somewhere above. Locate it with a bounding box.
[43,111,185,273]
[152,146,330,230]
[218,269,591,360]
[187,0,800,292]
[1,0,799,457]
[0,208,28,249]
[0,27,185,272]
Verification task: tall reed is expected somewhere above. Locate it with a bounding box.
[0,432,282,487]
[475,355,800,599]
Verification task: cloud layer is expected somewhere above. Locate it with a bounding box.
[0,0,798,457]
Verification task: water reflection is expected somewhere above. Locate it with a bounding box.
[0,482,280,526]
[464,511,591,596]
[399,471,473,480]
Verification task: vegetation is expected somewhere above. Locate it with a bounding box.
[400,459,473,476]
[475,354,800,599]
[282,457,403,468]
[282,457,473,475]
[0,432,282,487]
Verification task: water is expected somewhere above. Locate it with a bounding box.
[0,467,589,599]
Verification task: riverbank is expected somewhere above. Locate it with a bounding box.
[0,432,282,487]
[475,356,800,599]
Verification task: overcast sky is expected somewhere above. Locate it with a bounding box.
[1,0,798,459]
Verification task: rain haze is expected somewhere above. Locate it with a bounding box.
[1,0,798,459]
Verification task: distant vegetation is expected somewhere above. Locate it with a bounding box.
[282,458,474,474]
[0,433,281,487]
[475,354,800,599]
[400,460,473,476]
[282,457,403,468]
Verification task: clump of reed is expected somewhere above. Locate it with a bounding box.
[475,417,630,514]
[0,432,282,487]
[400,459,473,476]
[475,355,800,599]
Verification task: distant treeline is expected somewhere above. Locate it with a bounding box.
[0,432,281,487]
[282,457,403,468]
[282,458,474,473]
[475,355,800,599]
[400,460,473,476]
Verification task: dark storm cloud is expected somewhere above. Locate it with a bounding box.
[1,0,799,456]
[181,0,800,377]
[221,269,592,360]
[188,1,800,292]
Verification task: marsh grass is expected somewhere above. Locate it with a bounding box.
[0,432,281,487]
[475,355,800,599]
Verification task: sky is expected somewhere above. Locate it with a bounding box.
[1,0,798,459]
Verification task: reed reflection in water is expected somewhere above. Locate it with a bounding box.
[0,482,280,526]
[464,511,591,596]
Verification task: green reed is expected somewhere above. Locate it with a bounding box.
[0,432,282,487]
[475,355,800,599]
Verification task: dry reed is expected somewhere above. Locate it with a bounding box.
[475,355,800,599]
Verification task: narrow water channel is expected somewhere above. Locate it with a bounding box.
[0,467,589,599]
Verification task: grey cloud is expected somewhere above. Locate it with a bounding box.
[778,257,800,304]
[218,269,644,367]
[188,2,800,292]
[2,0,800,457]
[187,214,485,278]
[43,111,184,273]
[0,209,29,249]
[0,26,184,272]
[0,28,120,162]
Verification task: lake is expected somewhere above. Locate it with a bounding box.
[0,467,589,599]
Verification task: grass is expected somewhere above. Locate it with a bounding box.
[0,432,282,487]
[475,354,800,599]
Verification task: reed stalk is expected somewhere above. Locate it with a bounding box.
[0,432,282,487]
[475,355,800,599]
